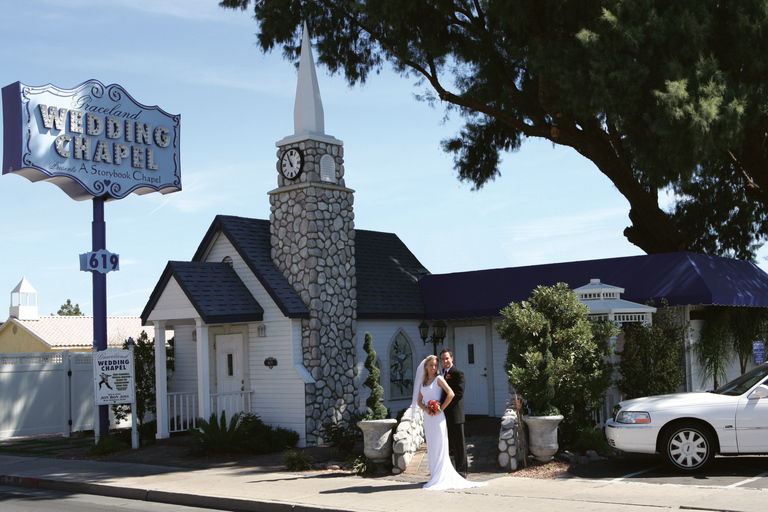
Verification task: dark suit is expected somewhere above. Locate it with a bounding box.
[442,365,467,477]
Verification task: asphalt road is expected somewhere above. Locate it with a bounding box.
[564,453,768,490]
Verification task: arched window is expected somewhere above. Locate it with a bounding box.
[389,331,414,399]
[320,154,336,183]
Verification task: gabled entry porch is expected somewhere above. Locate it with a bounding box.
[141,261,265,439]
[150,319,256,437]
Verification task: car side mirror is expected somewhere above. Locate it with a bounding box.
[748,384,768,399]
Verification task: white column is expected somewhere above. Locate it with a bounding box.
[196,318,211,420]
[154,321,169,439]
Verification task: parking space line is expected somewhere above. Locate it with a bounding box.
[608,465,663,483]
[724,470,768,489]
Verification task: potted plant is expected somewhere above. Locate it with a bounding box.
[496,283,616,460]
[357,332,396,462]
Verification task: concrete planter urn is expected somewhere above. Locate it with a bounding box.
[523,414,563,461]
[357,419,397,462]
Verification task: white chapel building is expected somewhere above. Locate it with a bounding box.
[141,26,768,447]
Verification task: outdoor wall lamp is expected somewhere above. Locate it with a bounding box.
[264,357,278,369]
[418,319,447,355]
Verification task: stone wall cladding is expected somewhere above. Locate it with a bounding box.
[270,140,358,446]
[391,407,424,474]
[498,398,523,471]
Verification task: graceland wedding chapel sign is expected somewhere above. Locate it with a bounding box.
[2,80,181,446]
[2,80,180,199]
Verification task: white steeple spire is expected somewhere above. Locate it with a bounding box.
[276,22,341,148]
[294,22,325,136]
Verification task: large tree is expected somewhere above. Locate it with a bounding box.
[220,0,768,258]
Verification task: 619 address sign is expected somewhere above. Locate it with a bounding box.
[80,249,119,274]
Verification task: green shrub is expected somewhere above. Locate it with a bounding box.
[363,332,388,419]
[139,420,157,445]
[111,332,175,441]
[345,453,379,475]
[283,449,315,471]
[571,428,612,453]
[272,426,301,450]
[497,283,618,444]
[616,302,687,399]
[87,435,130,456]
[322,421,356,457]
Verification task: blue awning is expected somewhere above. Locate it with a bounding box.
[419,252,768,320]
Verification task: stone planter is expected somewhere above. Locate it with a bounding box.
[357,419,397,462]
[522,414,563,461]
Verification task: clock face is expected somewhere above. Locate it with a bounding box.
[280,148,303,179]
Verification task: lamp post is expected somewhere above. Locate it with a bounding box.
[419,319,447,355]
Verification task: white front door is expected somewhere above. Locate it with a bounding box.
[215,334,244,420]
[454,326,489,415]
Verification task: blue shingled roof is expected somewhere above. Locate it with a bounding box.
[191,215,428,320]
[355,229,429,319]
[194,216,309,318]
[419,251,768,320]
[141,261,264,325]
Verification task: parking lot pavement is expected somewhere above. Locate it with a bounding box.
[563,453,768,489]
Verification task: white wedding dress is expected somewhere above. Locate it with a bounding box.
[420,378,487,491]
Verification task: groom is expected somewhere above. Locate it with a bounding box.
[440,349,467,477]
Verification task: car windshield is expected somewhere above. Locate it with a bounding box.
[713,363,768,396]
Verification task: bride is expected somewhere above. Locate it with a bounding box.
[413,355,488,491]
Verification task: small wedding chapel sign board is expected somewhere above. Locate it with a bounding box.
[93,347,135,405]
[94,345,139,448]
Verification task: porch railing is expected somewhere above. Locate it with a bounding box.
[167,390,254,433]
[211,390,254,423]
[168,392,199,433]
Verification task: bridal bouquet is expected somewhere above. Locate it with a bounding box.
[426,400,442,414]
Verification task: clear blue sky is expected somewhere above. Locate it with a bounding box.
[1,0,758,317]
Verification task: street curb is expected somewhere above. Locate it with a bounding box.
[0,475,39,488]
[1,473,354,512]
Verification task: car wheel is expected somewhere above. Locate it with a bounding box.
[660,422,714,472]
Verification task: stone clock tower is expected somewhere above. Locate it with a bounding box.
[269,24,358,445]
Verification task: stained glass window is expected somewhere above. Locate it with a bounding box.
[389,332,413,399]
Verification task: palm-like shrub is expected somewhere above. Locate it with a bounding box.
[283,449,315,471]
[188,411,250,456]
[188,412,299,456]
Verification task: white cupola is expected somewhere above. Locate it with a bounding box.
[575,278,656,324]
[10,276,39,320]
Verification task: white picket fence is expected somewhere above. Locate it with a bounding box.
[0,351,123,439]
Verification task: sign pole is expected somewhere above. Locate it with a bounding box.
[92,196,110,437]
[129,338,139,449]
